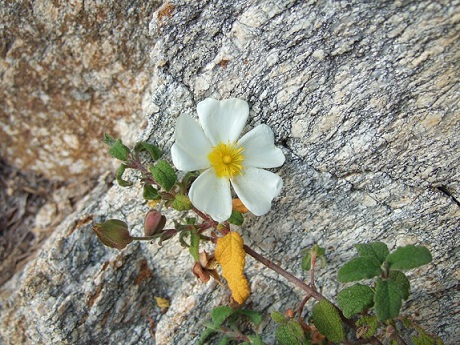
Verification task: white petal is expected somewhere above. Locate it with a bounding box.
[231,168,283,216]
[238,124,285,168]
[171,114,212,171]
[189,169,232,222]
[197,98,249,145]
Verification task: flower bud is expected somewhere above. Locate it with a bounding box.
[158,229,177,245]
[93,219,133,250]
[144,209,166,236]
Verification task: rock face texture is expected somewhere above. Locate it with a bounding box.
[0,0,161,180]
[1,1,459,345]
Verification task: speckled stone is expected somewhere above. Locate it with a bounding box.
[0,0,161,180]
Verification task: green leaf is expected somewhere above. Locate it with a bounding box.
[182,171,199,189]
[374,279,403,321]
[276,323,304,345]
[271,311,287,325]
[150,160,177,191]
[178,231,190,248]
[217,336,230,345]
[412,325,445,345]
[338,256,382,282]
[116,164,132,187]
[247,334,265,345]
[189,230,200,261]
[134,141,162,160]
[386,245,432,270]
[101,133,117,147]
[412,332,436,345]
[288,320,306,342]
[143,184,160,200]
[211,306,234,327]
[172,194,193,211]
[355,242,389,264]
[228,210,244,226]
[312,300,344,343]
[301,245,327,271]
[198,326,215,345]
[185,217,196,225]
[301,252,312,271]
[238,309,263,326]
[388,270,410,300]
[108,139,130,161]
[337,284,374,318]
[356,315,379,338]
[311,244,326,256]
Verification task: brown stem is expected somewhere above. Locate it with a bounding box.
[244,245,324,300]
[310,255,316,288]
[294,293,312,317]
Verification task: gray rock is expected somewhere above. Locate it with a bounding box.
[1,0,459,344]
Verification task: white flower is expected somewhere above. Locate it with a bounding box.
[171,98,285,222]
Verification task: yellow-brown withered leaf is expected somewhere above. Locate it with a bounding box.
[215,231,250,304]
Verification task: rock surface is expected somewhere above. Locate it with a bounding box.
[0,0,161,180]
[1,0,459,344]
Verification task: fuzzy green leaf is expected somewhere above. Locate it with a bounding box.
[288,320,307,342]
[312,300,344,343]
[108,139,130,161]
[172,194,193,211]
[247,334,264,345]
[355,242,389,264]
[338,256,382,282]
[143,184,160,200]
[134,141,162,160]
[116,164,132,187]
[301,245,326,271]
[150,160,177,191]
[276,321,308,345]
[386,245,432,270]
[356,315,379,338]
[198,326,215,345]
[388,270,410,300]
[337,284,374,318]
[412,325,445,345]
[238,309,263,326]
[276,325,298,345]
[301,252,312,271]
[211,306,234,327]
[217,336,230,345]
[271,311,287,325]
[374,279,403,321]
[101,133,117,146]
[228,210,244,226]
[189,230,200,262]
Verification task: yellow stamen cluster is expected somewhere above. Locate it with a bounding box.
[208,142,245,178]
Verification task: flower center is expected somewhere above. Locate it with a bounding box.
[208,142,245,178]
